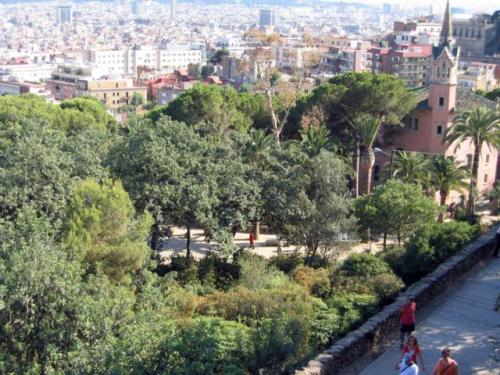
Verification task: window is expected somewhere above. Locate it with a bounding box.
[439,97,445,107]
[466,154,472,167]
[485,154,490,165]
[436,124,443,136]
[484,174,488,183]
[413,118,419,131]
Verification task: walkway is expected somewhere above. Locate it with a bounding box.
[357,258,500,375]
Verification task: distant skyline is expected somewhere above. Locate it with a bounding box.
[335,0,498,14]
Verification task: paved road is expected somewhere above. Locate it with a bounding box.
[359,258,500,375]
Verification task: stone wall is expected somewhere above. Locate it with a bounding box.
[295,226,498,375]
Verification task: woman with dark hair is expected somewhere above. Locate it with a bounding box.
[396,334,426,373]
[432,348,458,375]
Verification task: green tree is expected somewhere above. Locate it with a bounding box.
[60,96,117,133]
[210,48,230,65]
[129,92,146,112]
[354,180,438,248]
[446,107,500,220]
[149,84,251,134]
[64,179,152,283]
[0,120,107,223]
[280,151,353,261]
[430,156,470,222]
[300,73,417,195]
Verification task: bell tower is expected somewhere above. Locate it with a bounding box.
[428,0,460,152]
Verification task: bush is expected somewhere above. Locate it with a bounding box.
[197,253,240,290]
[389,222,479,284]
[340,253,391,278]
[292,266,331,298]
[309,300,341,347]
[269,253,304,274]
[237,253,287,290]
[196,284,313,325]
[372,273,404,304]
[325,293,378,335]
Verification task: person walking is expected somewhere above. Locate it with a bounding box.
[249,231,255,249]
[432,348,458,375]
[396,352,419,375]
[396,334,426,373]
[399,295,417,349]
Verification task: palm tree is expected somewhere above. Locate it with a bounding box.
[430,155,470,222]
[244,128,274,164]
[290,126,336,157]
[391,151,432,192]
[356,114,382,194]
[446,107,500,220]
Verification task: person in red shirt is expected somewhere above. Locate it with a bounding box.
[395,334,426,373]
[432,347,458,375]
[400,295,417,348]
[249,231,255,249]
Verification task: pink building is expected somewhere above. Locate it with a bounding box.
[364,1,498,201]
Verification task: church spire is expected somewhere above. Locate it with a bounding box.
[439,0,452,46]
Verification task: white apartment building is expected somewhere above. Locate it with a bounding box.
[86,48,128,76]
[85,44,206,76]
[0,63,56,82]
[157,44,205,71]
[276,46,319,70]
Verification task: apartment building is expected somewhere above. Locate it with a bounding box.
[86,48,128,76]
[0,63,56,82]
[458,63,499,92]
[0,81,51,97]
[45,66,92,100]
[75,78,147,109]
[452,13,498,57]
[276,46,320,70]
[157,44,205,71]
[320,44,371,74]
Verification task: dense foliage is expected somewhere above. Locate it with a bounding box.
[0,73,488,374]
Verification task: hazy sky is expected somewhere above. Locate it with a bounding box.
[336,0,498,14]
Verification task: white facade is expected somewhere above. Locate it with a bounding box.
[85,44,206,76]
[0,63,56,82]
[87,49,128,76]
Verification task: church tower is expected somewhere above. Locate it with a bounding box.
[428,0,460,152]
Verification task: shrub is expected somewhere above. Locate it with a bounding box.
[378,245,405,276]
[237,253,287,290]
[390,222,479,284]
[269,253,304,274]
[196,284,313,325]
[292,266,331,298]
[340,253,391,278]
[325,293,378,335]
[197,253,240,290]
[249,315,310,374]
[309,300,341,347]
[372,273,404,304]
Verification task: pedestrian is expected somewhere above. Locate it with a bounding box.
[399,295,417,349]
[249,231,255,249]
[396,334,426,373]
[494,226,500,258]
[432,347,458,375]
[395,352,419,375]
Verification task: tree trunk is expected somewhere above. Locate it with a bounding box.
[150,222,161,250]
[186,226,191,258]
[438,190,447,223]
[354,139,360,197]
[468,142,481,223]
[253,220,260,241]
[383,231,387,251]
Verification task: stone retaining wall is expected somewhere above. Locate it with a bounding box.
[296,226,498,375]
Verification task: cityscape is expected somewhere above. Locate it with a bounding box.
[0,1,499,374]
